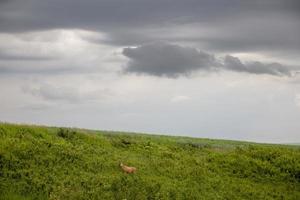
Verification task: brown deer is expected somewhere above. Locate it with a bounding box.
[120,163,137,174]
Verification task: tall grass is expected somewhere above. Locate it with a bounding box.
[0,123,299,199]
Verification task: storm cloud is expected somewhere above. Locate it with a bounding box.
[122,43,218,77]
[122,43,293,77]
[0,0,299,56]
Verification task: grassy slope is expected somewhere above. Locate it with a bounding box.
[0,123,299,200]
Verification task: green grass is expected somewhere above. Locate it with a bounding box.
[0,123,299,200]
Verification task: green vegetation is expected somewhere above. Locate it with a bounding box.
[0,123,299,200]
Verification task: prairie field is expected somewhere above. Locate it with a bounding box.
[0,123,299,200]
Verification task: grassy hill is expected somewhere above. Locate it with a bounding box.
[0,123,299,200]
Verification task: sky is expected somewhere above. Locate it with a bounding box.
[0,0,300,143]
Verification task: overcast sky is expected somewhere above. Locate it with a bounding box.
[1,0,300,143]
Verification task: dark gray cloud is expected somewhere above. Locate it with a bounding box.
[122,42,293,77]
[0,0,299,56]
[224,55,292,76]
[122,42,218,77]
[0,0,230,33]
[1,0,298,32]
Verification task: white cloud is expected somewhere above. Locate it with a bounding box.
[0,29,121,74]
[1,69,300,143]
[22,79,113,103]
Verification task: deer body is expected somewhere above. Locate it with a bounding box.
[120,163,137,173]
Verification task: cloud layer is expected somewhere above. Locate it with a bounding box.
[1,0,299,57]
[122,42,293,77]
